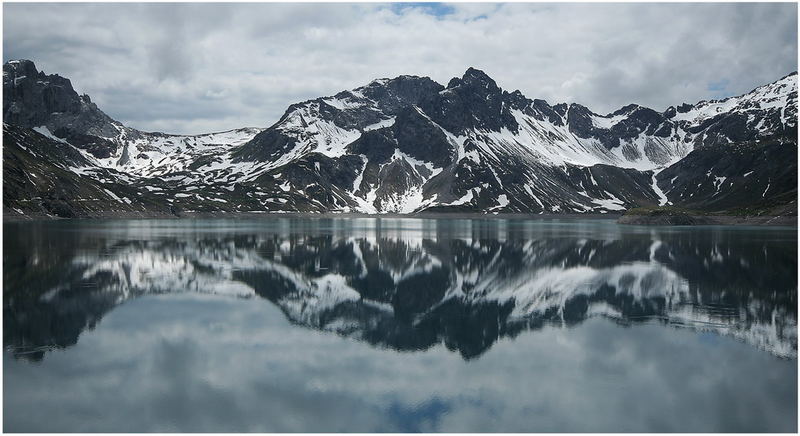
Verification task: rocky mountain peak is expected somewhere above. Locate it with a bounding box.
[358,74,444,114]
[3,59,39,78]
[419,67,518,134]
[3,59,75,92]
[3,59,124,154]
[447,67,500,94]
[610,103,641,117]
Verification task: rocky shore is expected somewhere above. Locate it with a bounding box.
[617,206,796,226]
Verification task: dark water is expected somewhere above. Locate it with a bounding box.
[3,218,797,432]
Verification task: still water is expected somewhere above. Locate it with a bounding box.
[3,218,797,432]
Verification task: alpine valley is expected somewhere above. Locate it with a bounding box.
[3,60,797,218]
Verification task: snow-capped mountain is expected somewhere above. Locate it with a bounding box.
[3,60,797,217]
[6,228,796,360]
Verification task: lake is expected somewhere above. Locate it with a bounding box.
[3,217,797,432]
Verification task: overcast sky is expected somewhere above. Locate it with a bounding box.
[4,2,797,135]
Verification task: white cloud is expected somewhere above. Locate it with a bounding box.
[3,3,797,134]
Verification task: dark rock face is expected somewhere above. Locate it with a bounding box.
[567,104,673,149]
[360,75,444,114]
[3,60,119,135]
[231,128,298,162]
[52,127,118,158]
[614,106,671,139]
[420,67,520,134]
[566,103,619,148]
[3,60,130,158]
[658,140,798,212]
[391,106,456,167]
[531,99,565,125]
[3,60,75,127]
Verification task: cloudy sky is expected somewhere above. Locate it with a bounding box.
[4,2,797,134]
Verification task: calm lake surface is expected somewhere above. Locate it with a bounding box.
[3,217,797,432]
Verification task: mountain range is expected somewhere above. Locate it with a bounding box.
[3,59,797,218]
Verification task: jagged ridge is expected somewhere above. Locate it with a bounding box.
[3,60,797,217]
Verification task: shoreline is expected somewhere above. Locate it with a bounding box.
[2,210,622,222]
[618,214,797,227]
[3,210,796,226]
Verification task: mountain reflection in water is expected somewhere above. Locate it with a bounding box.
[4,218,797,361]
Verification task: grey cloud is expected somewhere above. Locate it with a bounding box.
[3,2,796,134]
